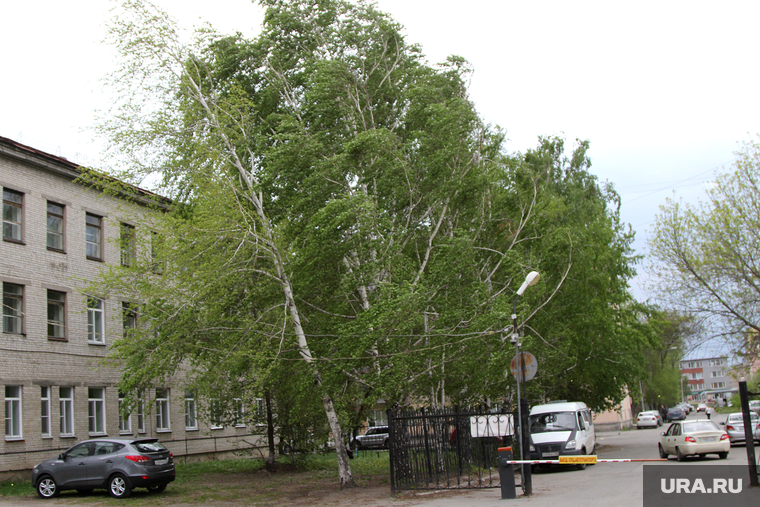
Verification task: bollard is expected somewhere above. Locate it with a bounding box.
[497,447,517,499]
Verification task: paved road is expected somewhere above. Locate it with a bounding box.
[3,412,757,507]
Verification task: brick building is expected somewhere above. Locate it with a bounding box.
[1,136,264,476]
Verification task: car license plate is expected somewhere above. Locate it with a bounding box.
[701,437,716,442]
[154,458,168,465]
[542,452,559,457]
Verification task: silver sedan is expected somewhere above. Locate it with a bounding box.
[720,412,760,445]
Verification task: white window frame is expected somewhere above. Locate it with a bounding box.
[234,398,246,428]
[87,297,105,344]
[2,189,23,243]
[47,289,66,340]
[118,392,132,434]
[4,385,22,440]
[156,389,170,432]
[137,395,145,433]
[185,391,197,430]
[46,201,65,251]
[40,386,51,438]
[86,213,103,260]
[88,387,106,435]
[210,400,223,430]
[59,387,74,436]
[2,282,24,335]
[120,223,136,267]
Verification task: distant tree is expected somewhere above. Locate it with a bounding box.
[647,138,760,363]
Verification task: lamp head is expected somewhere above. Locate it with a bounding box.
[516,271,540,296]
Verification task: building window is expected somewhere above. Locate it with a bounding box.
[369,409,388,426]
[2,189,23,243]
[41,386,51,438]
[118,391,131,433]
[60,387,74,436]
[4,386,22,439]
[254,398,266,420]
[85,213,102,260]
[210,400,223,429]
[120,223,135,267]
[46,202,65,251]
[88,387,105,435]
[156,389,170,431]
[122,302,137,338]
[711,382,726,389]
[47,290,66,340]
[137,394,145,433]
[2,282,23,334]
[87,297,105,344]
[151,232,163,274]
[185,391,197,430]
[688,372,703,380]
[234,399,245,427]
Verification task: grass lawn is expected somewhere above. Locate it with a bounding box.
[0,451,393,506]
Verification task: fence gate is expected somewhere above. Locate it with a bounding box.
[388,407,516,492]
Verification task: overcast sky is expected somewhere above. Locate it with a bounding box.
[3,1,759,355]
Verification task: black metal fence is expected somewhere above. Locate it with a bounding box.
[388,407,516,492]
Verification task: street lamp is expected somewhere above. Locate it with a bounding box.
[511,270,539,496]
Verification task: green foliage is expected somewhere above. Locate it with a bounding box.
[96,3,647,479]
[647,137,760,358]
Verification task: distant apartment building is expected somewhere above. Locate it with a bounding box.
[1,136,264,476]
[680,356,737,404]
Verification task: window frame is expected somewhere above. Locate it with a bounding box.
[137,395,146,434]
[88,387,106,435]
[185,391,197,431]
[155,389,170,432]
[59,387,74,437]
[118,391,132,434]
[234,398,246,428]
[2,282,24,335]
[87,296,105,344]
[2,189,23,244]
[85,213,103,261]
[46,201,65,252]
[40,386,51,438]
[122,302,137,338]
[4,385,22,440]
[120,223,136,267]
[209,399,223,430]
[47,290,66,341]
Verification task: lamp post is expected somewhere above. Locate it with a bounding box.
[511,270,539,496]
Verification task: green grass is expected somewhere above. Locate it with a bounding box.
[0,453,391,502]
[0,478,35,497]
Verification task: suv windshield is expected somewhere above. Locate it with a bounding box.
[529,412,577,432]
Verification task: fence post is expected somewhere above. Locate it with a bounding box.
[388,408,396,494]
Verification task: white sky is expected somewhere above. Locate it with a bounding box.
[2,0,759,326]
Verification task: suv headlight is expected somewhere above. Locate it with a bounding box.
[565,439,577,449]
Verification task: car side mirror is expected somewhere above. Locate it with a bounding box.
[58,453,66,460]
[583,421,589,430]
[720,422,725,425]
[660,432,665,436]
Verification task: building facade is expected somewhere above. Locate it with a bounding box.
[1,137,264,476]
[680,356,736,404]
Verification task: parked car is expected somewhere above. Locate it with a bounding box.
[352,426,389,449]
[720,412,760,445]
[658,420,730,461]
[666,407,687,422]
[636,412,660,429]
[677,403,692,415]
[697,403,708,412]
[32,438,175,499]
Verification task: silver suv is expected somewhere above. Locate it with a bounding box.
[353,426,389,449]
[32,438,175,499]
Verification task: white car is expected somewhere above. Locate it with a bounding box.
[697,403,708,412]
[636,411,659,429]
[658,420,730,461]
